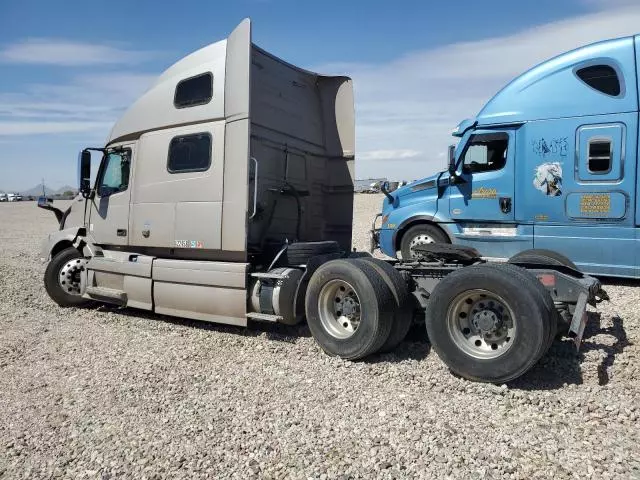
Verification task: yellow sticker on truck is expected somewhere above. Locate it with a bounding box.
[471,187,498,199]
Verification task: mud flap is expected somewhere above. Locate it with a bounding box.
[568,291,589,351]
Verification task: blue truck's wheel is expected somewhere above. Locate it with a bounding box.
[426,263,550,383]
[400,224,448,260]
[305,259,394,360]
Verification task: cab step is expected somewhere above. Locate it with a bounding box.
[85,286,127,306]
[246,312,282,322]
[250,272,287,280]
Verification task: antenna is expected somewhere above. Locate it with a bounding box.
[42,178,45,197]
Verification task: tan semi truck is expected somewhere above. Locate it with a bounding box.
[39,19,607,383]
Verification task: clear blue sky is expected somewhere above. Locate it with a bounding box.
[0,0,636,191]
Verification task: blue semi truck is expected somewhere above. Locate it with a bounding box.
[372,35,640,279]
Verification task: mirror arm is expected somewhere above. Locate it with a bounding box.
[380,182,394,203]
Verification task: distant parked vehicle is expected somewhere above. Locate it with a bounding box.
[355,178,387,193]
[0,193,7,202]
[364,182,382,193]
[7,193,23,202]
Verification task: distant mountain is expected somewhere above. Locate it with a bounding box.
[19,184,78,197]
[55,185,77,195]
[19,184,55,197]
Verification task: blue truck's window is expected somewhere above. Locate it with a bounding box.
[462,133,508,174]
[588,139,612,173]
[167,133,212,173]
[576,65,620,96]
[174,72,213,108]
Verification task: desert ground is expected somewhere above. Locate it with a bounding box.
[0,195,638,479]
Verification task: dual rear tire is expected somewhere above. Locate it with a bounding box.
[426,263,555,383]
[306,258,556,383]
[304,258,413,360]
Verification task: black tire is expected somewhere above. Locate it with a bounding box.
[482,263,556,355]
[44,247,91,308]
[425,263,550,383]
[283,241,342,266]
[305,259,395,360]
[509,249,578,270]
[351,258,414,352]
[400,224,449,260]
[508,249,576,338]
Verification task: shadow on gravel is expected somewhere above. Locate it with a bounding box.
[596,276,640,287]
[509,312,631,390]
[366,325,432,364]
[94,305,313,343]
[589,315,631,385]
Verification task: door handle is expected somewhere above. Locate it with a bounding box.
[249,156,259,219]
[117,229,127,237]
[499,197,512,214]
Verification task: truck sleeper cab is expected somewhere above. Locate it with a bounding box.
[40,20,607,384]
[375,35,640,279]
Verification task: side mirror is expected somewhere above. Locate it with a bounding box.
[37,196,53,208]
[448,145,456,174]
[78,150,91,197]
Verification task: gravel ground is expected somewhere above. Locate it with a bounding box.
[1,197,639,479]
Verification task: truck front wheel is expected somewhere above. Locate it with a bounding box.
[44,247,91,308]
[426,264,549,383]
[400,224,448,260]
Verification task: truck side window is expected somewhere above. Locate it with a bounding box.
[462,133,508,174]
[576,65,620,97]
[167,133,212,173]
[588,139,612,173]
[98,151,130,197]
[174,73,213,108]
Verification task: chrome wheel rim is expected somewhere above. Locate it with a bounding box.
[58,258,87,296]
[446,289,516,359]
[409,233,435,257]
[317,279,361,339]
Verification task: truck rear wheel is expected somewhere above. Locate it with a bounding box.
[350,258,414,352]
[44,247,91,308]
[400,224,448,260]
[480,263,557,354]
[305,259,394,360]
[425,264,550,383]
[509,249,578,270]
[509,249,575,337]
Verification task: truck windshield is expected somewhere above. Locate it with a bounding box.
[97,150,130,197]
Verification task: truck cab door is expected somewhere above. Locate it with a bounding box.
[88,146,134,246]
[449,130,515,222]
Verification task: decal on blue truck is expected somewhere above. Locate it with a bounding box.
[533,162,563,197]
